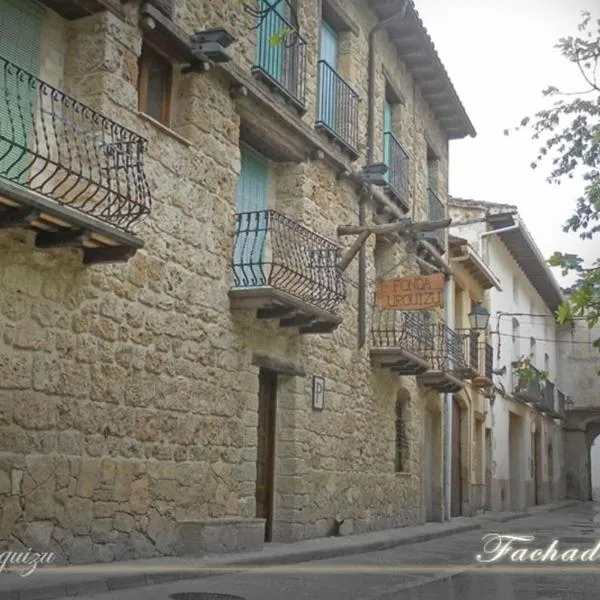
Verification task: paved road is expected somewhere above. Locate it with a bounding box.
[63,503,600,599]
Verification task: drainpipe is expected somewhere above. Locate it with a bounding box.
[357,0,409,348]
[443,274,455,521]
[478,216,520,257]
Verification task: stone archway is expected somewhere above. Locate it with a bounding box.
[564,410,600,500]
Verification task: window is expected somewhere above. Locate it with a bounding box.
[544,352,550,376]
[512,318,520,362]
[426,146,438,193]
[382,90,408,206]
[317,20,339,128]
[395,399,409,472]
[530,336,536,363]
[138,43,173,126]
[512,274,519,305]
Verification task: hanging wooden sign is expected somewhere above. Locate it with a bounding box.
[377,273,445,311]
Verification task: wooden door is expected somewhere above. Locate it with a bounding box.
[532,431,539,504]
[451,397,462,517]
[383,99,392,183]
[256,369,277,542]
[485,428,492,510]
[423,411,433,521]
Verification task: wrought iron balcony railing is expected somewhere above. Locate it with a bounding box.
[316,60,359,154]
[0,56,150,232]
[543,380,556,414]
[557,389,566,416]
[512,363,543,403]
[426,322,469,374]
[424,188,445,248]
[252,7,307,108]
[479,341,493,381]
[371,309,435,358]
[232,209,346,313]
[383,132,409,210]
[456,329,479,373]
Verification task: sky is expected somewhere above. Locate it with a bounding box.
[414,0,598,287]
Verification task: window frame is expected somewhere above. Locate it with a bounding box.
[137,42,173,127]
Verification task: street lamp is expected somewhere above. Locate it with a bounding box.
[468,302,491,331]
[190,27,235,63]
[360,163,389,187]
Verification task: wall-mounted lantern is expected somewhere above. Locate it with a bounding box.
[468,302,491,331]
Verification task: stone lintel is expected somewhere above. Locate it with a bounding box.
[252,353,306,378]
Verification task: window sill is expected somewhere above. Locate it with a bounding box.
[395,471,411,477]
[137,111,192,147]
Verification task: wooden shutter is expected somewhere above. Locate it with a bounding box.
[233,145,270,287]
[0,0,44,182]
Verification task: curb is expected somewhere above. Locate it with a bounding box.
[0,523,482,600]
[0,501,579,600]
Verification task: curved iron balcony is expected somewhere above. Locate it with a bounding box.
[315,60,360,157]
[418,322,469,393]
[371,309,434,375]
[0,56,150,239]
[252,6,307,110]
[230,210,346,334]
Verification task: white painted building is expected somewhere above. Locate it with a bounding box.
[449,198,566,511]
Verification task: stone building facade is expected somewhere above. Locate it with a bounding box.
[0,0,475,563]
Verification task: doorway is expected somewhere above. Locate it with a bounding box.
[508,412,524,511]
[547,441,554,501]
[256,369,277,542]
[451,396,463,517]
[533,429,542,505]
[485,428,492,511]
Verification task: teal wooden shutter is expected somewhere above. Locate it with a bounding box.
[383,99,392,183]
[234,145,269,287]
[0,0,44,183]
[318,21,338,129]
[256,0,286,84]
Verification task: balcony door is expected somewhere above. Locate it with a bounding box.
[383,99,392,184]
[233,145,269,288]
[0,0,43,183]
[318,21,338,130]
[256,0,286,84]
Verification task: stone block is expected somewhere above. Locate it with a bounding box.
[62,498,93,535]
[177,518,265,556]
[113,512,135,533]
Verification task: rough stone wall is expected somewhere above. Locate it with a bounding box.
[0,0,458,562]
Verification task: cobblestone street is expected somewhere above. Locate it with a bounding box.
[27,503,600,600]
